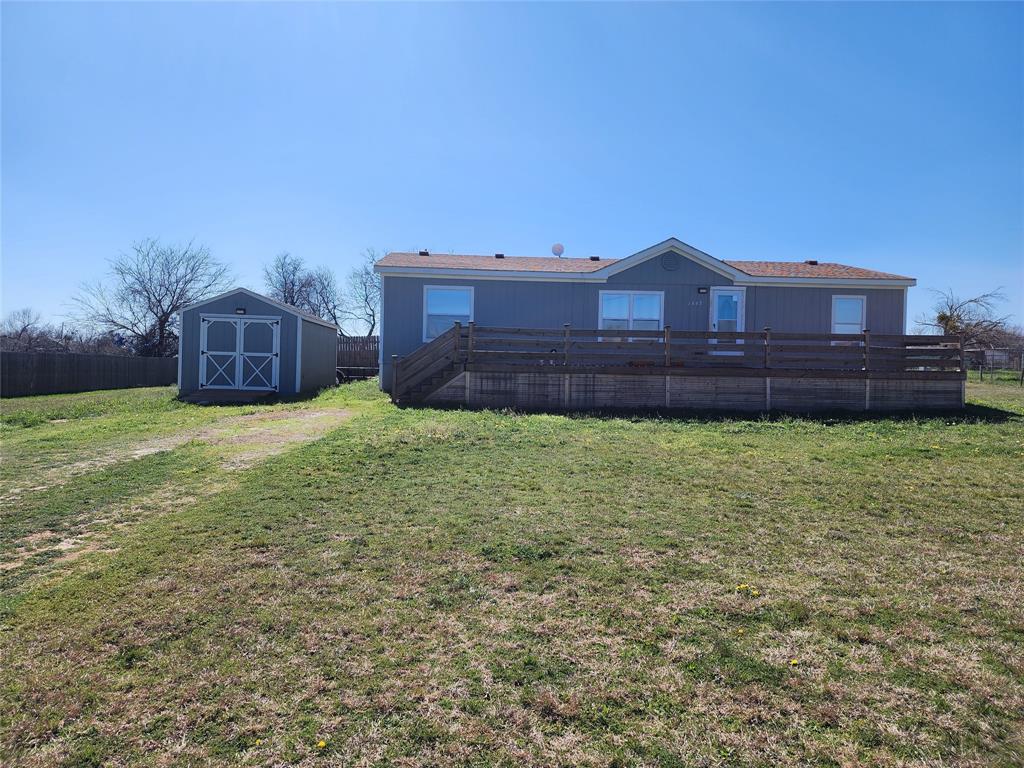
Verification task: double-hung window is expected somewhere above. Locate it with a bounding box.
[599,291,664,336]
[423,286,473,342]
[831,295,866,336]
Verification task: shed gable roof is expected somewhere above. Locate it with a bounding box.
[180,287,339,330]
[375,238,915,286]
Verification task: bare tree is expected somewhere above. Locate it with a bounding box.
[916,288,1010,348]
[74,239,231,357]
[339,249,381,336]
[1,308,48,352]
[263,252,314,308]
[305,266,347,334]
[1,308,131,354]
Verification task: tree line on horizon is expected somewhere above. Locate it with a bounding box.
[0,239,1021,358]
[0,238,382,357]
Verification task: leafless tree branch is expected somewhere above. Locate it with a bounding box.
[74,238,231,356]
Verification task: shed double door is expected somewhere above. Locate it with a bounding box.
[199,315,280,391]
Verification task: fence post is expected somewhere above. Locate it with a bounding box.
[467,322,475,364]
[664,326,672,368]
[763,327,771,369]
[391,354,399,398]
[863,329,870,371]
[959,335,966,373]
[563,323,571,366]
[453,322,461,363]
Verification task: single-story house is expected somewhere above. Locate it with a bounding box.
[177,287,339,398]
[374,237,917,391]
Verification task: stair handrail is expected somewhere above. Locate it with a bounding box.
[392,325,461,398]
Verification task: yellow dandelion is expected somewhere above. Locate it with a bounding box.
[751,589,760,597]
[737,628,745,635]
[317,740,327,749]
[255,739,263,746]
[790,658,799,666]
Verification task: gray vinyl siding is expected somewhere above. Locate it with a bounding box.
[745,287,905,335]
[300,319,339,392]
[380,253,907,390]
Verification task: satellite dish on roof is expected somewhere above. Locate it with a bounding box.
[551,243,565,258]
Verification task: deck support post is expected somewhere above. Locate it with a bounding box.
[863,329,871,411]
[664,326,672,369]
[763,327,771,369]
[467,322,475,364]
[765,377,772,411]
[563,323,571,366]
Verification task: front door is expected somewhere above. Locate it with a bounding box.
[199,316,280,391]
[709,288,746,353]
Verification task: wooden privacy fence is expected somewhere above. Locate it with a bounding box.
[337,335,379,369]
[391,324,965,411]
[0,351,178,398]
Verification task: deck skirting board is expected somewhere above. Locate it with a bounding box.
[425,369,964,412]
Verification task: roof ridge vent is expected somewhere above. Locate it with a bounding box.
[589,255,600,261]
[418,249,430,256]
[495,253,504,259]
[804,259,819,265]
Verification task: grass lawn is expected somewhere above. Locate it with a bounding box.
[1,381,1022,767]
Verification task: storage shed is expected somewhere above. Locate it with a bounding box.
[178,288,339,398]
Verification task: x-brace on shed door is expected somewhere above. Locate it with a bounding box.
[199,315,280,391]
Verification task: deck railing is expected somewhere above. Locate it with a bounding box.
[392,324,964,399]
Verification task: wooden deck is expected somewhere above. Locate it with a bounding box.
[391,325,966,413]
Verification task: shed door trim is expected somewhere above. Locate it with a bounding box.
[199,314,281,391]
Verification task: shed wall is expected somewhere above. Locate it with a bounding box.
[300,319,339,392]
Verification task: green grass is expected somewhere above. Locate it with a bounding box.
[966,368,1023,387]
[1,381,1022,766]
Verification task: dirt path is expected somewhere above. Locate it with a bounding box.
[1,407,352,576]
[1,408,352,502]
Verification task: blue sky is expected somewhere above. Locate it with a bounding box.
[3,2,1022,326]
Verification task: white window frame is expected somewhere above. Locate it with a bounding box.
[831,295,867,335]
[423,285,474,343]
[597,290,665,334]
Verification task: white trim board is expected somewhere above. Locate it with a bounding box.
[295,318,303,393]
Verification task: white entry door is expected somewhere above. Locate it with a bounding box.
[709,288,746,353]
[200,315,280,391]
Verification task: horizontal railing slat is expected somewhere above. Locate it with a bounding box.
[391,325,965,400]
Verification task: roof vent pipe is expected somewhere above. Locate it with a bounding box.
[804,259,818,265]
[589,256,600,261]
[418,250,429,256]
[495,253,504,259]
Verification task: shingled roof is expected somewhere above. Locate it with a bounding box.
[723,261,912,280]
[375,251,911,281]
